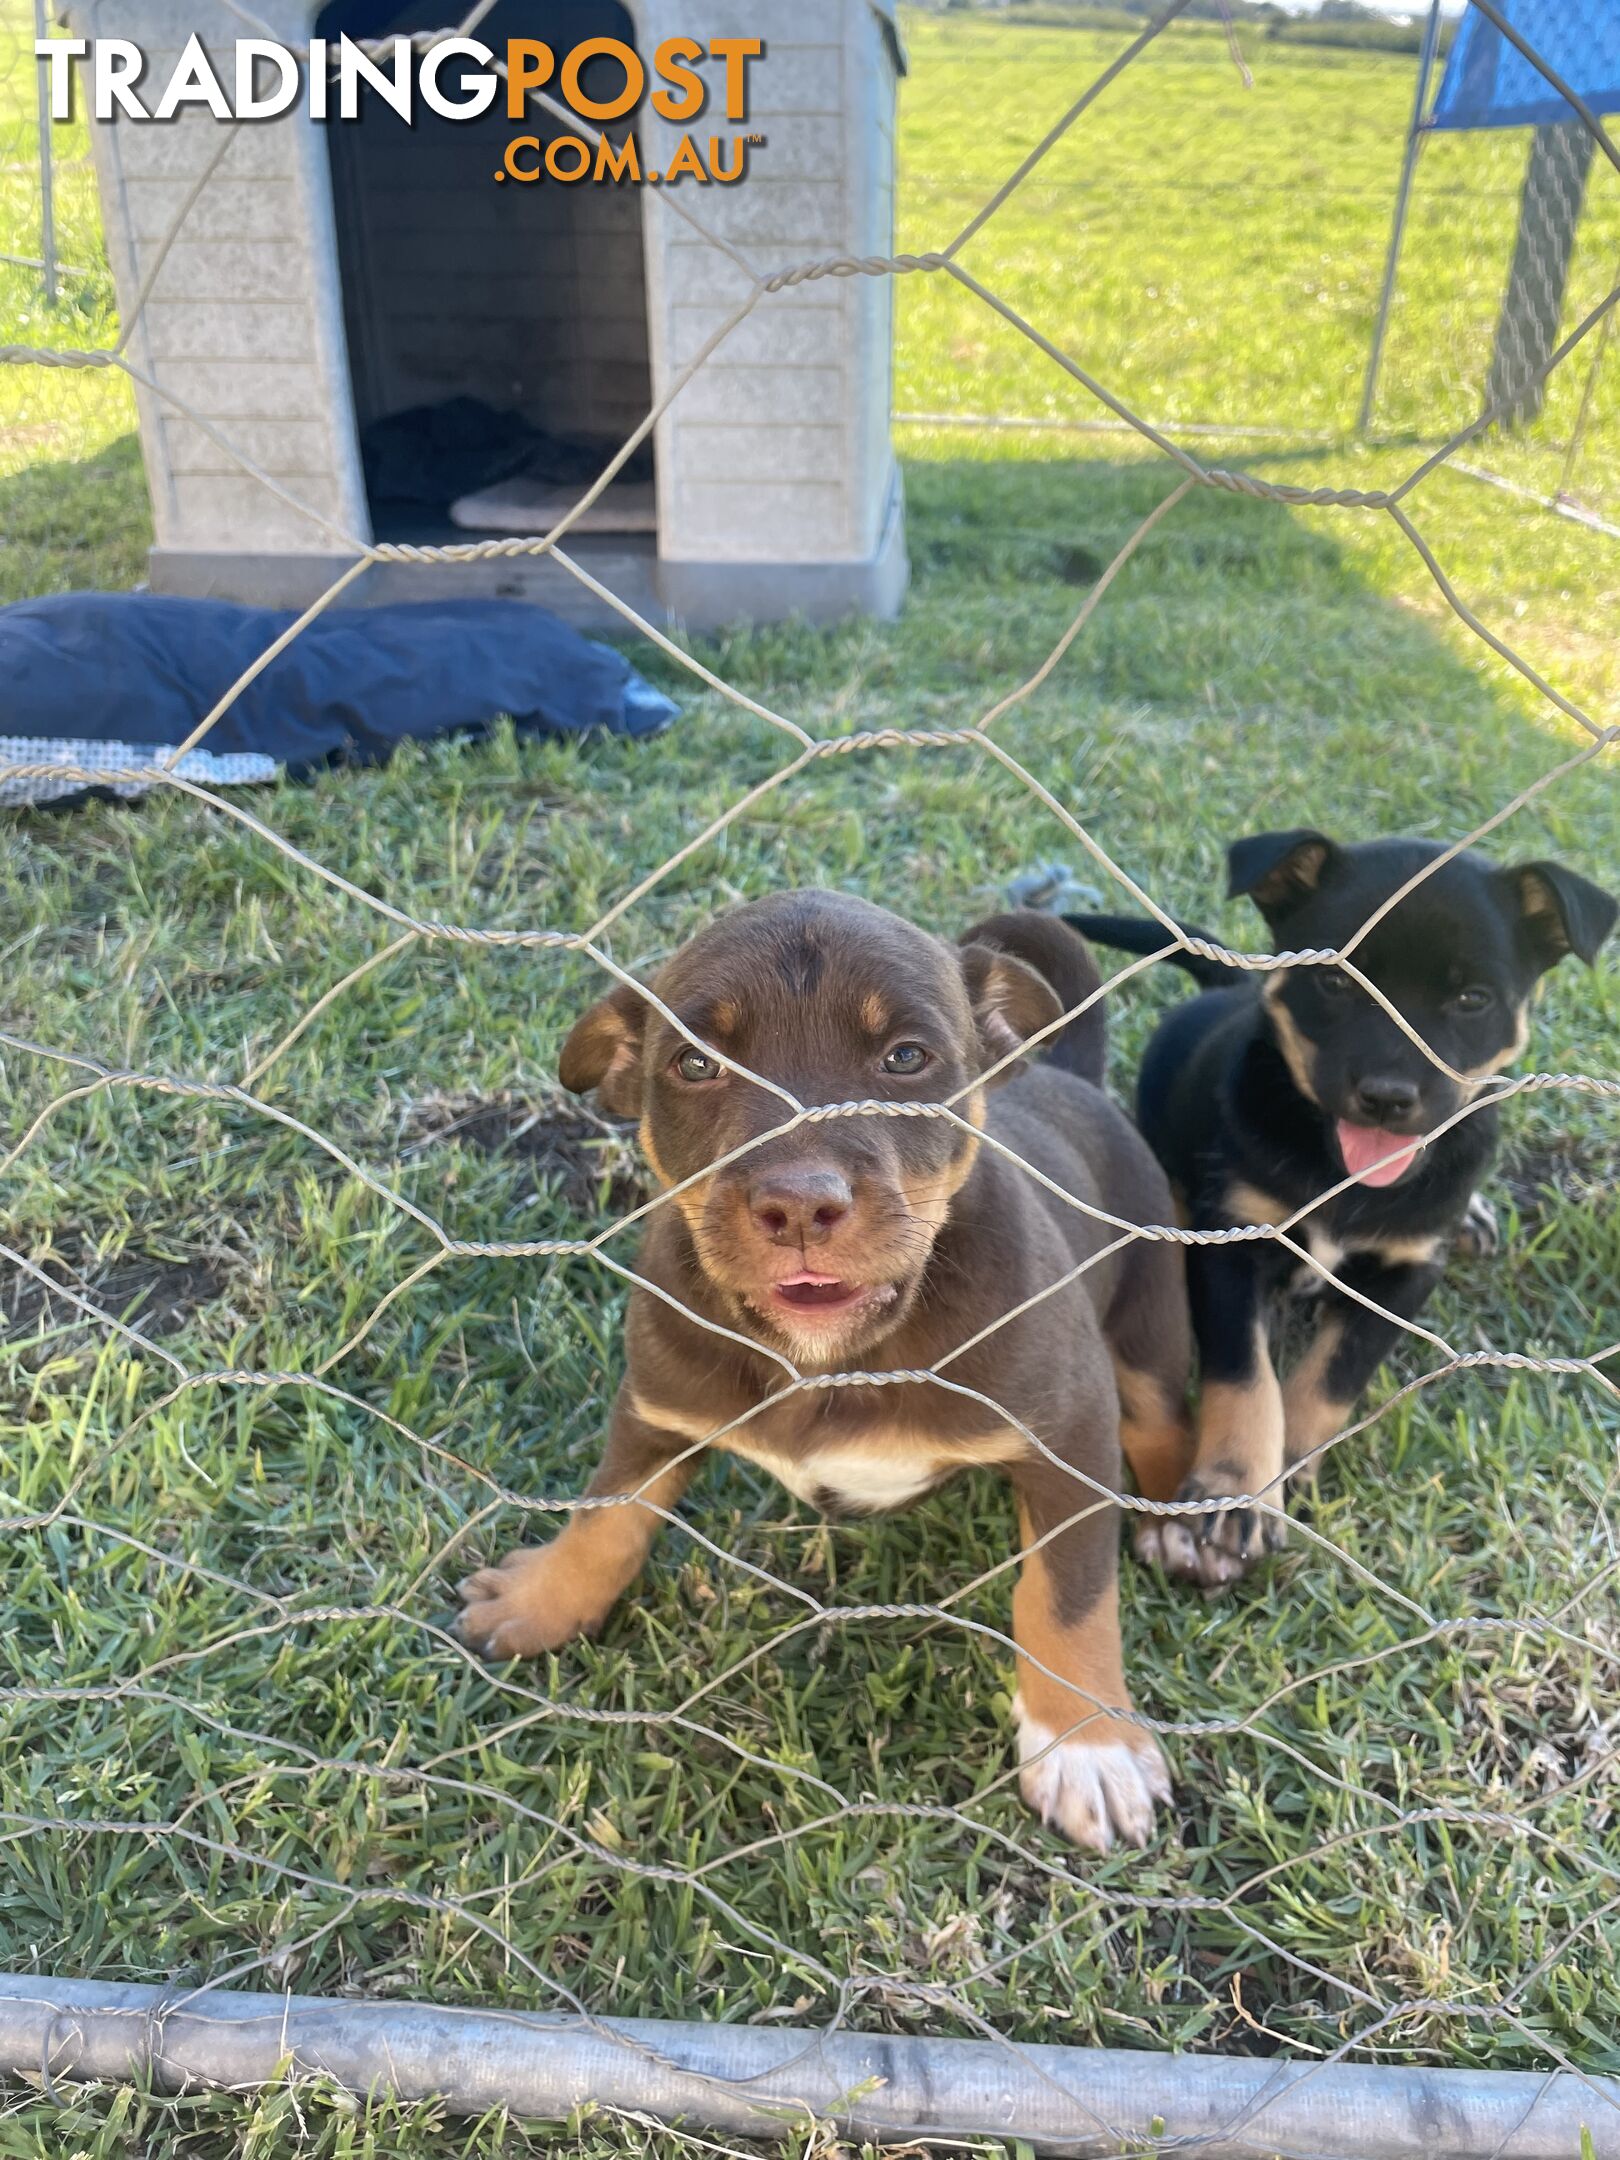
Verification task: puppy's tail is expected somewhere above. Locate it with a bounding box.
[1063,911,1241,990]
[959,910,1106,1085]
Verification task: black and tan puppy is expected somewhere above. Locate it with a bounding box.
[456,892,1192,1852]
[1069,830,1617,1589]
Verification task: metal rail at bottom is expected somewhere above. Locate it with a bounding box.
[0,1974,1615,2158]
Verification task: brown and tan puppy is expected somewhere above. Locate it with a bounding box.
[457,892,1192,1853]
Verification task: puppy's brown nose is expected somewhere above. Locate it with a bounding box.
[749,1166,853,1245]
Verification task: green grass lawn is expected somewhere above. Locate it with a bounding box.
[0,0,137,602]
[2,9,1619,2158]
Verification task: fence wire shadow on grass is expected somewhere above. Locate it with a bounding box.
[1,0,1618,2151]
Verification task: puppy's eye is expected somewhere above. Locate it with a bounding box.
[1451,985,1496,1016]
[1317,968,1353,998]
[674,1048,723,1083]
[882,1042,931,1076]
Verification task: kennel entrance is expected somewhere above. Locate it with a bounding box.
[320,0,656,547]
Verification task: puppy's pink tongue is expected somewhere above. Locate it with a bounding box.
[1336,1120,1421,1188]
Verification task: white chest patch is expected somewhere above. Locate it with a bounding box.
[720,1427,1024,1515]
[728,1438,940,1513]
[633,1394,1024,1516]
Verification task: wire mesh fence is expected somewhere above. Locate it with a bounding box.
[895,7,1620,532]
[1,2,1618,2152]
[1368,89,1620,531]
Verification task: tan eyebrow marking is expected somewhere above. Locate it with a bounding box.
[682,998,739,1041]
[860,992,890,1034]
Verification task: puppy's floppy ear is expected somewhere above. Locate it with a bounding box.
[1227,829,1339,917]
[958,942,1063,1081]
[558,980,648,1117]
[1504,860,1619,970]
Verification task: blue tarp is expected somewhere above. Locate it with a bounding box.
[0,593,678,810]
[1430,0,1620,132]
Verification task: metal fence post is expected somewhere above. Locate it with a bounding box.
[1358,0,1443,437]
[34,0,58,305]
[1486,120,1597,429]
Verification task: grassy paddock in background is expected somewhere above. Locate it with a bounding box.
[1,9,1618,2157]
[0,0,139,600]
[896,13,1620,515]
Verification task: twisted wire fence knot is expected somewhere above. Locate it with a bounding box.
[1203,470,1396,508]
[0,343,118,366]
[762,252,951,292]
[817,726,981,754]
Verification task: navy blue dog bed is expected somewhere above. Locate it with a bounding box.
[0,593,678,810]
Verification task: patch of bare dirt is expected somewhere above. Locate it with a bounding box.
[1496,1135,1614,1223]
[2,1237,225,1342]
[399,1091,647,1219]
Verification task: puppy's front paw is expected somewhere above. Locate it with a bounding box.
[1143,1471,1285,1593]
[1455,1190,1501,1260]
[1015,1697,1171,1853]
[455,1542,610,1659]
[1132,1512,1241,1588]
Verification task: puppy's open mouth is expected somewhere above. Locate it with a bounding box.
[757,1270,899,1325]
[1335,1119,1426,1189]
